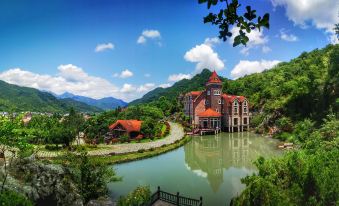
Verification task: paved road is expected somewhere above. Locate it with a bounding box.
[36,122,184,158]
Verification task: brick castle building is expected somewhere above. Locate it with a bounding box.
[183,71,249,133]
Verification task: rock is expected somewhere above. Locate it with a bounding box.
[4,157,84,206]
[86,197,116,206]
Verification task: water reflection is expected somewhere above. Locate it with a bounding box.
[184,132,279,192]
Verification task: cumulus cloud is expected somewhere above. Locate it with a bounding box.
[184,43,224,72]
[159,83,172,88]
[113,69,133,78]
[0,65,156,102]
[231,60,281,79]
[137,83,156,92]
[204,37,221,47]
[279,29,298,42]
[168,73,192,82]
[230,27,269,55]
[95,43,114,52]
[137,29,161,44]
[271,0,339,44]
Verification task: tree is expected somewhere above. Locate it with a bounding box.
[199,0,270,46]
[62,108,85,147]
[61,151,119,203]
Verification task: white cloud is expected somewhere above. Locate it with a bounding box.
[120,83,136,93]
[142,30,161,38]
[144,73,151,78]
[280,29,298,42]
[159,83,172,88]
[95,43,114,52]
[230,27,269,55]
[204,37,221,47]
[0,65,156,102]
[137,29,161,45]
[271,0,339,44]
[137,83,156,92]
[184,43,224,72]
[262,46,272,53]
[113,69,133,78]
[137,36,146,44]
[231,60,281,79]
[168,73,192,82]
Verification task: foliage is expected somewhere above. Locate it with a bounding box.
[199,0,269,46]
[0,80,101,112]
[61,151,119,203]
[117,186,151,206]
[232,117,339,206]
[223,44,339,125]
[0,189,33,206]
[141,118,162,138]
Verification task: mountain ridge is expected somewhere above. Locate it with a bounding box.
[0,80,102,113]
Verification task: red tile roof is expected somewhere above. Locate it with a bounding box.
[222,94,246,103]
[189,91,202,96]
[207,71,222,84]
[109,120,142,133]
[197,108,222,117]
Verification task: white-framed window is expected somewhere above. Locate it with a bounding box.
[207,90,210,95]
[205,100,209,105]
[216,108,219,113]
[243,100,248,113]
[234,100,238,113]
[218,99,221,104]
[214,90,220,95]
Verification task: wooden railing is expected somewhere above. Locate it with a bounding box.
[143,186,203,206]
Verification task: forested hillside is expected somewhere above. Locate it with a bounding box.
[129,69,226,105]
[223,44,338,126]
[0,80,102,113]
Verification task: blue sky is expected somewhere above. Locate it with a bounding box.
[0,0,338,102]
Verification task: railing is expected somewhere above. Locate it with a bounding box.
[143,186,203,206]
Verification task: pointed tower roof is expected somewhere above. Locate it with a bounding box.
[207,70,222,84]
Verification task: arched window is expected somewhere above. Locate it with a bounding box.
[218,99,221,104]
[214,90,220,95]
[234,100,238,113]
[205,100,209,105]
[243,100,248,113]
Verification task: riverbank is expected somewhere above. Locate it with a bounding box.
[37,122,184,158]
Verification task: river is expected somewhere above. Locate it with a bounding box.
[108,132,282,205]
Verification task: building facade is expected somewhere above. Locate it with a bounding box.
[183,71,249,132]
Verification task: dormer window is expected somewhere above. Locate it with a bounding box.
[214,90,220,95]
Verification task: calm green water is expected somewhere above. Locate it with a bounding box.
[108,132,281,206]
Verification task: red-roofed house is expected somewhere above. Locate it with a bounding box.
[109,120,143,139]
[183,71,249,133]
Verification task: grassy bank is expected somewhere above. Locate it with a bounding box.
[91,135,191,165]
[52,135,191,165]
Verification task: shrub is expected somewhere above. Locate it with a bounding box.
[45,144,60,151]
[0,189,33,206]
[117,186,151,206]
[138,149,145,153]
[119,135,129,143]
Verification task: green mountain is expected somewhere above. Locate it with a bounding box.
[0,80,102,113]
[130,69,226,105]
[131,44,338,125]
[223,44,338,122]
